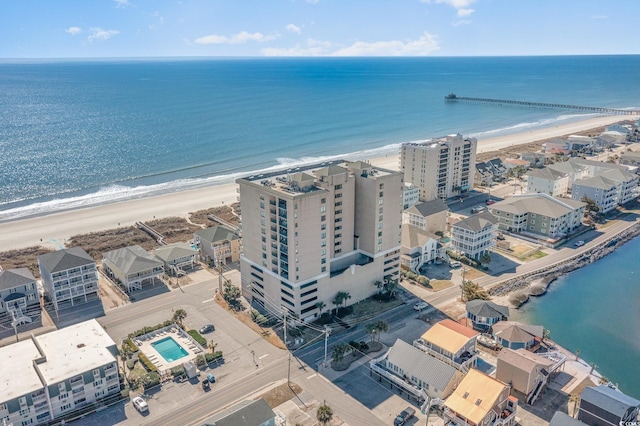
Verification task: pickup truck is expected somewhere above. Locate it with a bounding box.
[394,407,416,426]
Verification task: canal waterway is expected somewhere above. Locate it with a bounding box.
[513,236,640,398]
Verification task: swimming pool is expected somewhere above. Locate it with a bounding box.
[151,337,189,362]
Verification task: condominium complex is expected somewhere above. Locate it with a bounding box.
[0,319,120,426]
[37,247,100,311]
[237,160,403,321]
[401,134,477,201]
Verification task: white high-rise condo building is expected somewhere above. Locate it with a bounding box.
[401,134,477,202]
[237,160,403,322]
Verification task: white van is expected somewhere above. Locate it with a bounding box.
[449,260,462,268]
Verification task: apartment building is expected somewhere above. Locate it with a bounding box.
[450,211,498,260]
[401,134,477,201]
[572,168,639,212]
[402,182,420,210]
[237,160,403,321]
[526,168,569,197]
[193,225,241,266]
[0,268,40,325]
[0,319,120,426]
[402,199,449,235]
[37,247,100,311]
[489,194,585,239]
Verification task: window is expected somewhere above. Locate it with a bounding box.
[379,191,384,197]
[320,206,326,213]
[321,215,326,222]
[335,201,342,207]
[335,184,342,190]
[321,266,327,272]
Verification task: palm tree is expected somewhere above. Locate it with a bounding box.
[384,278,398,297]
[331,343,348,363]
[316,403,334,426]
[341,291,351,308]
[332,294,343,314]
[541,329,550,345]
[315,301,326,316]
[375,320,388,342]
[172,308,187,327]
[373,280,384,294]
[365,322,378,344]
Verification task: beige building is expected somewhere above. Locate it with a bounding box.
[413,319,479,373]
[496,348,555,405]
[443,369,518,426]
[236,160,403,321]
[401,133,477,201]
[489,193,585,239]
[193,225,241,266]
[400,224,445,272]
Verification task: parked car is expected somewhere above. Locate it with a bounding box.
[413,301,429,311]
[199,324,215,334]
[202,379,210,391]
[394,407,416,426]
[449,260,462,269]
[132,396,149,414]
[207,373,216,383]
[471,206,486,214]
[574,240,585,247]
[486,199,496,205]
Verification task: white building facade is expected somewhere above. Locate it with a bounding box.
[450,211,498,259]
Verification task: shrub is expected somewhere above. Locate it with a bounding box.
[120,387,130,399]
[171,365,185,377]
[126,359,136,370]
[417,275,430,286]
[205,351,223,364]
[128,320,174,339]
[195,354,206,366]
[142,372,160,390]
[124,338,139,353]
[251,309,269,326]
[138,353,158,372]
[187,330,207,346]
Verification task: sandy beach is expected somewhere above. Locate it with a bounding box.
[0,114,636,252]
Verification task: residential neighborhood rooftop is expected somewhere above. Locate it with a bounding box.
[194,225,240,243]
[37,246,94,273]
[154,242,198,263]
[421,319,479,355]
[490,193,585,218]
[103,245,163,276]
[0,339,45,404]
[0,267,36,291]
[492,321,543,342]
[452,210,497,233]
[498,348,554,372]
[406,199,449,217]
[466,300,509,319]
[581,385,640,418]
[445,369,509,425]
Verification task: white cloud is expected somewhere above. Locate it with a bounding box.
[452,20,471,26]
[195,31,279,45]
[457,8,474,17]
[114,0,130,8]
[87,27,120,43]
[423,0,476,16]
[65,27,82,36]
[286,24,302,34]
[262,32,439,57]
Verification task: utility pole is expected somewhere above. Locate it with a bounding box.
[287,352,291,386]
[323,325,332,367]
[282,308,288,347]
[217,253,224,295]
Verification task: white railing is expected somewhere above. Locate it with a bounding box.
[369,361,424,398]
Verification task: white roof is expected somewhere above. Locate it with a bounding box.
[0,340,44,404]
[34,319,117,385]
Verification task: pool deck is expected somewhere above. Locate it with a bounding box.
[133,325,204,372]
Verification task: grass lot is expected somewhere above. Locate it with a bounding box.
[144,217,202,244]
[0,246,54,278]
[258,382,303,408]
[189,204,241,228]
[428,280,454,291]
[69,226,157,260]
[463,268,486,280]
[522,250,548,261]
[511,244,536,256]
[346,295,403,320]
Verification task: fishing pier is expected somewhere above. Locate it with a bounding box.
[444,93,638,115]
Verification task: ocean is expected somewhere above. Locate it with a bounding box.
[1,56,640,393]
[514,236,640,398]
[1,55,639,220]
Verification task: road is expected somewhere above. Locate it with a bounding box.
[421,213,639,308]
[81,276,387,426]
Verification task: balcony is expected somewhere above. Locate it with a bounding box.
[412,339,478,373]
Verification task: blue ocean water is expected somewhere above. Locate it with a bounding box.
[514,236,640,398]
[1,55,639,220]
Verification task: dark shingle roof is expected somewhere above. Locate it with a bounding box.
[406,199,449,218]
[0,268,36,291]
[466,300,509,319]
[581,385,640,418]
[549,411,586,426]
[37,247,94,273]
[202,399,275,426]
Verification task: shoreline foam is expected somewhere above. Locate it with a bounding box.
[0,114,636,252]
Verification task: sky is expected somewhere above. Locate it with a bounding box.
[1,0,638,58]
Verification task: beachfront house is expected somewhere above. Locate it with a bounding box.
[520,152,548,168]
[400,224,445,273]
[401,134,477,201]
[193,225,241,266]
[571,167,639,212]
[154,242,198,276]
[488,193,586,240]
[496,348,555,405]
[0,268,40,326]
[369,339,464,403]
[476,161,495,186]
[38,247,100,311]
[620,151,640,167]
[549,411,587,426]
[0,319,120,426]
[526,168,569,197]
[403,182,420,210]
[413,319,479,373]
[578,385,640,426]
[492,321,543,350]
[201,398,282,426]
[466,300,509,332]
[402,199,449,235]
[450,210,498,260]
[443,368,518,426]
[102,245,165,292]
